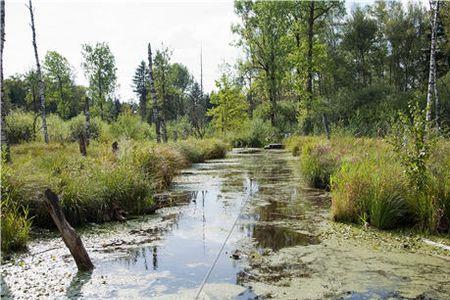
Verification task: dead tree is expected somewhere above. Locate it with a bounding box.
[1,0,10,161]
[147,43,161,143]
[78,133,87,156]
[425,0,439,127]
[28,0,49,143]
[44,189,94,272]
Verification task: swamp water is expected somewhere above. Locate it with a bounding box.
[1,150,449,299]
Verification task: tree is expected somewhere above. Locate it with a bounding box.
[153,46,173,142]
[233,0,289,126]
[208,74,248,133]
[187,82,208,138]
[43,51,75,119]
[147,43,161,143]
[425,0,440,128]
[1,0,10,161]
[81,42,116,121]
[28,0,48,143]
[132,61,148,121]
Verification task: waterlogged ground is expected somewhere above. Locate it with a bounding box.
[1,150,450,299]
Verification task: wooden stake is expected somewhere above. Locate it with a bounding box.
[44,189,94,272]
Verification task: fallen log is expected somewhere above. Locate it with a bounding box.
[44,189,94,272]
[264,143,284,150]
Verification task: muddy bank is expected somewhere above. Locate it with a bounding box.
[1,150,449,299]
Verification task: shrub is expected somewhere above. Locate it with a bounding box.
[68,114,105,141]
[110,113,154,140]
[36,114,70,143]
[231,118,278,148]
[5,110,36,144]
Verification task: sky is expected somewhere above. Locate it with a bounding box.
[4,0,429,103]
[4,0,242,102]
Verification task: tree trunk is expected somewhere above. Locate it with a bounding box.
[433,1,440,131]
[322,113,330,140]
[28,0,48,143]
[78,132,87,156]
[147,43,161,143]
[1,0,10,162]
[425,0,438,124]
[304,1,315,135]
[44,189,94,272]
[84,96,90,145]
[161,118,168,143]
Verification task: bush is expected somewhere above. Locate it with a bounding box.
[68,114,105,141]
[36,114,70,143]
[5,110,36,144]
[110,113,154,140]
[231,118,278,148]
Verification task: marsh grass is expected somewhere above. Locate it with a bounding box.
[288,135,450,233]
[2,138,228,234]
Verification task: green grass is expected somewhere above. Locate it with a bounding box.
[287,135,450,233]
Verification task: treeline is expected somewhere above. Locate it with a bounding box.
[3,42,210,140]
[3,0,450,145]
[227,0,450,136]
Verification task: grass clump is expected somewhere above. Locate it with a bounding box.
[300,141,339,190]
[1,156,32,254]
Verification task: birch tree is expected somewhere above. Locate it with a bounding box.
[425,0,439,127]
[28,0,49,143]
[1,0,10,161]
[147,43,161,143]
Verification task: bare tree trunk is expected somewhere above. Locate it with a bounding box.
[322,113,330,140]
[44,189,94,272]
[84,96,90,145]
[433,1,440,131]
[425,0,438,125]
[161,118,168,143]
[0,0,10,162]
[28,0,48,143]
[304,1,315,134]
[147,43,161,143]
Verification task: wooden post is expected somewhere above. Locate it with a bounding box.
[44,189,94,272]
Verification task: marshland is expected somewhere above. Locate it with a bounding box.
[1,0,450,299]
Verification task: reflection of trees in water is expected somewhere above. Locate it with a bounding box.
[243,223,319,251]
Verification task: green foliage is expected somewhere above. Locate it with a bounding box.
[6,138,228,230]
[1,157,32,253]
[231,117,278,148]
[110,113,154,140]
[43,51,76,119]
[299,141,339,190]
[331,159,410,230]
[81,42,117,120]
[67,114,105,141]
[208,74,248,133]
[5,110,36,144]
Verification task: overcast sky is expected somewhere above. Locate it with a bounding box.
[4,0,428,103]
[4,0,242,102]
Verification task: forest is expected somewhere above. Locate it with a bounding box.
[1,0,450,299]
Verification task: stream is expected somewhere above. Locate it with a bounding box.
[1,149,450,299]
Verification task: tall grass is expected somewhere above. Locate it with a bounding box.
[3,138,228,230]
[287,135,450,233]
[1,156,32,253]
